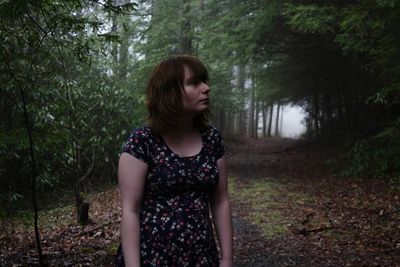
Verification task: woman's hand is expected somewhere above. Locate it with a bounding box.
[119,152,148,267]
[211,156,233,267]
[219,258,234,267]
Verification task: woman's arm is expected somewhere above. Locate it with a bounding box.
[210,156,233,267]
[118,152,148,267]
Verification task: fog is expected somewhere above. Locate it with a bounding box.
[258,104,306,138]
[280,104,306,138]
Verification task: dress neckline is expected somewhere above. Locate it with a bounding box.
[160,130,205,159]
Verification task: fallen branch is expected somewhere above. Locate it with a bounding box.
[261,133,342,155]
[299,225,335,236]
[71,221,114,238]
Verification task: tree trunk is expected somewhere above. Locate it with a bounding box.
[226,108,233,136]
[249,79,255,138]
[325,88,333,132]
[179,0,193,54]
[275,100,281,136]
[254,100,259,139]
[237,64,246,136]
[111,14,119,65]
[118,25,129,79]
[280,104,284,136]
[313,92,320,136]
[19,85,45,266]
[337,81,344,129]
[77,192,90,225]
[219,109,225,135]
[267,103,273,137]
[262,101,267,138]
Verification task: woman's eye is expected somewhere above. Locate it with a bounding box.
[186,78,207,86]
[187,80,199,85]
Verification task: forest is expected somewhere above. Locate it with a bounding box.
[1,0,400,266]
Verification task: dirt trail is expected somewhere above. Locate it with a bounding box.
[1,137,399,266]
[228,137,310,266]
[226,137,400,267]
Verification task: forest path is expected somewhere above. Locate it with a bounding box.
[227,136,322,266]
[1,137,399,266]
[226,137,400,267]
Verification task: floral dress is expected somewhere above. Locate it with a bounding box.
[113,125,224,267]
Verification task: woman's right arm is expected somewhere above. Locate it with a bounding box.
[118,152,148,267]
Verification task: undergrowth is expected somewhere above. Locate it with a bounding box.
[229,176,311,237]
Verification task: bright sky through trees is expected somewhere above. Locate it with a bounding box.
[280,105,306,138]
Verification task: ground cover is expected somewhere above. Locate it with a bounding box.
[227,137,400,267]
[1,137,399,266]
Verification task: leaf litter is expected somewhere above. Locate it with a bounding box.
[1,137,399,266]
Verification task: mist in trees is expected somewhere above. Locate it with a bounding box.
[1,0,400,264]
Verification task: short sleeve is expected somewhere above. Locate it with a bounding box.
[212,127,225,160]
[122,127,151,164]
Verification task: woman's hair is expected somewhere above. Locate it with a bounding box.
[146,55,211,134]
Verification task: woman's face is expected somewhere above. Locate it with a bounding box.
[181,66,210,114]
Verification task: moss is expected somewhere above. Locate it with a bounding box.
[80,246,96,254]
[107,243,120,255]
[229,176,310,237]
[1,204,75,229]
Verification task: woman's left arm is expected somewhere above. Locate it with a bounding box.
[210,155,233,267]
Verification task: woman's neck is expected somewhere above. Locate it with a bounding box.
[164,118,197,140]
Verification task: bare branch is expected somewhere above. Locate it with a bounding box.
[80,145,96,184]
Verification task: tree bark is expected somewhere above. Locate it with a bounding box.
[18,84,45,266]
[267,103,273,137]
[275,100,281,136]
[249,79,255,138]
[219,108,225,136]
[180,0,193,54]
[237,64,246,136]
[313,92,320,136]
[262,101,267,138]
[254,100,259,139]
[118,25,129,79]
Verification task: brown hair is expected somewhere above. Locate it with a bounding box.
[146,55,211,134]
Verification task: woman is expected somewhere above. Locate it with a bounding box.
[114,55,233,267]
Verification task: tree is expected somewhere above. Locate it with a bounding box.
[0,0,138,263]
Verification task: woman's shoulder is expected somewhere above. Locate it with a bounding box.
[203,125,223,137]
[123,126,154,162]
[130,126,151,135]
[202,125,224,145]
[202,125,225,158]
[126,126,155,142]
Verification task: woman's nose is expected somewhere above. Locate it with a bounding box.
[201,82,210,93]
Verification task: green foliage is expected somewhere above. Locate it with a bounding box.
[341,121,400,180]
[2,0,400,213]
[0,203,75,227]
[0,0,142,212]
[102,0,138,14]
[376,0,400,8]
[229,176,312,237]
[284,4,337,34]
